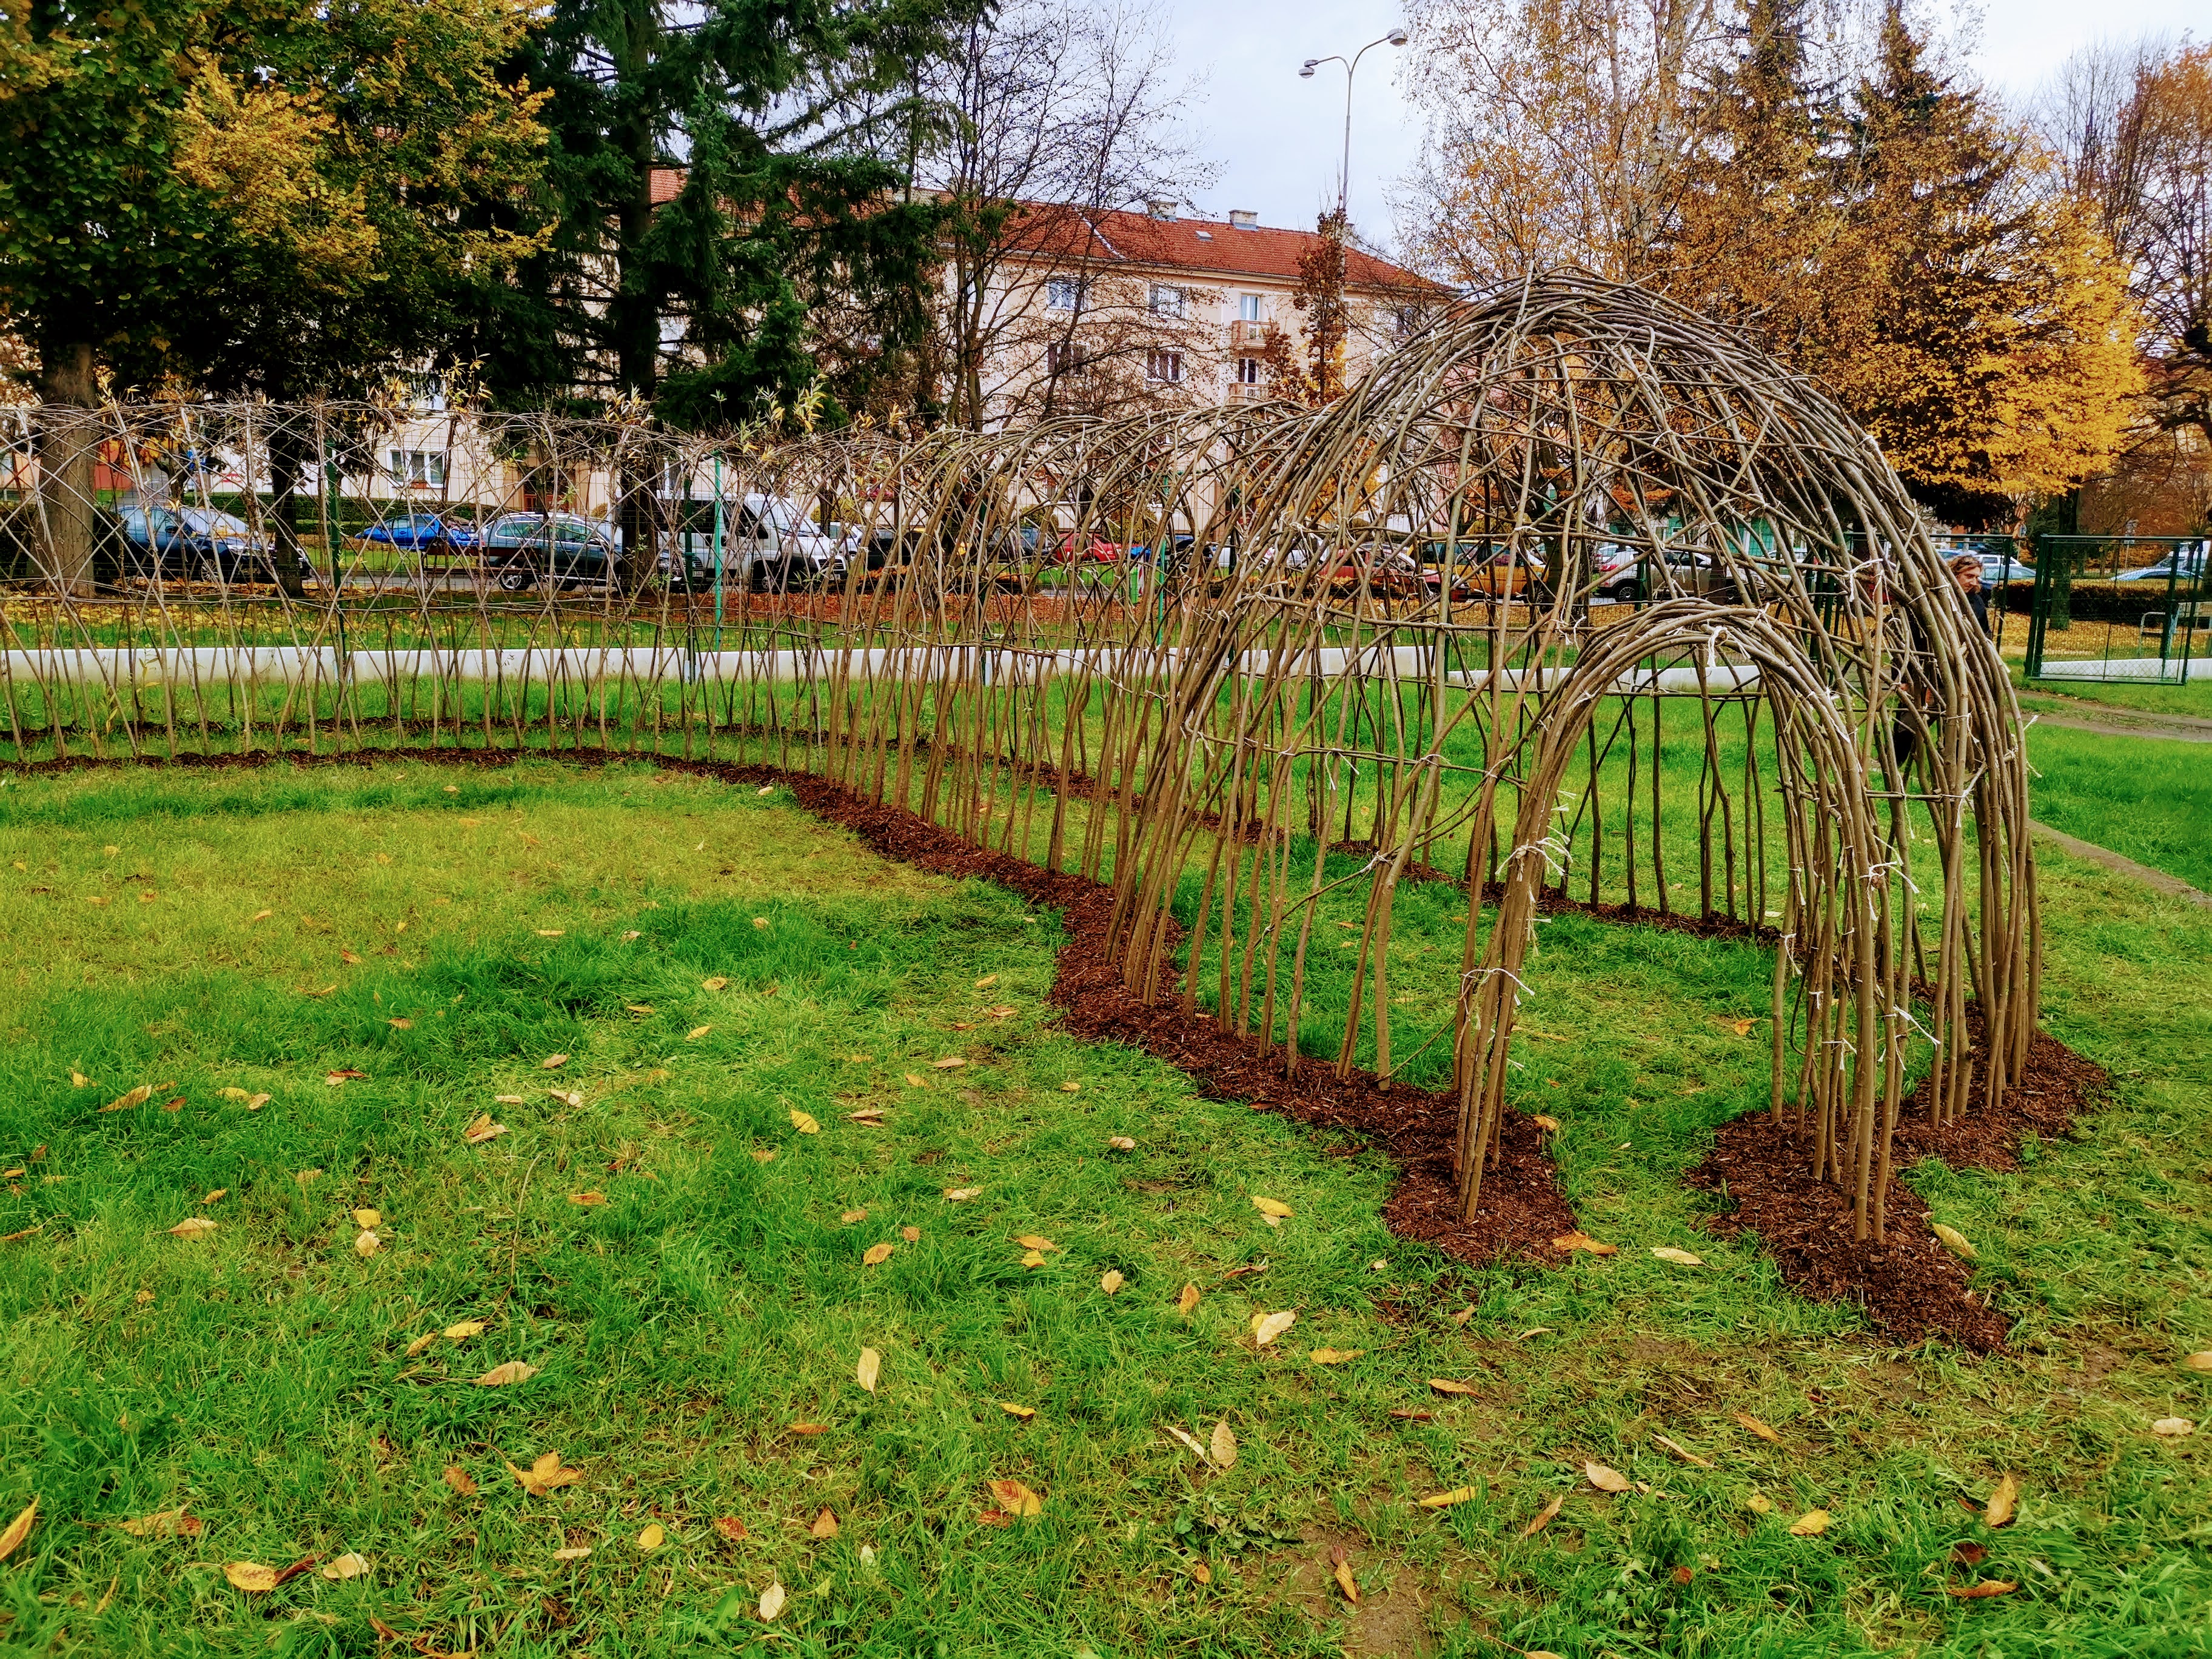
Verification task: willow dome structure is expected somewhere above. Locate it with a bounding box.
[1097,273,2035,1242]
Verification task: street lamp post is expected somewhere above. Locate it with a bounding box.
[1300,27,1409,224]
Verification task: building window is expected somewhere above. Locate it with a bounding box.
[1047,277,1082,312]
[1047,341,1088,376]
[1149,284,1185,319]
[403,372,447,411]
[389,449,447,488]
[1236,357,1261,384]
[1393,305,1424,338]
[1238,293,1262,322]
[1147,350,1184,383]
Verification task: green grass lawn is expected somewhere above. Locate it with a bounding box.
[0,762,2206,1657]
[2026,726,2212,894]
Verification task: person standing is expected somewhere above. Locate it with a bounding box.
[1950,554,1991,636]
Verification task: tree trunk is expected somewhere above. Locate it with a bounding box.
[36,341,101,597]
[264,414,313,598]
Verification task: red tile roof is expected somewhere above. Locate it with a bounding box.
[1001,204,1427,292]
[646,168,1430,293]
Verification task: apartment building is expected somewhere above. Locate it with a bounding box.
[948,201,1435,427]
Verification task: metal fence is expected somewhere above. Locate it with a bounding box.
[2024,535,2210,683]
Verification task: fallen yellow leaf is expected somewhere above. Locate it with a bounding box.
[204,1189,227,1204]
[1735,1411,1783,1443]
[406,1332,438,1357]
[1531,1113,1561,1132]
[1100,1270,1125,1295]
[1252,1310,1296,1347]
[320,1552,371,1580]
[702,976,729,991]
[863,1241,894,1265]
[443,1321,486,1341]
[1020,1250,1046,1268]
[1418,1487,1476,1509]
[2183,1352,2212,1372]
[1584,1461,1631,1493]
[638,1523,665,1550]
[1652,1434,1712,1467]
[223,1561,280,1592]
[984,1478,1042,1519]
[0,1498,36,1560]
[2151,1416,2196,1437]
[1190,1561,1212,1584]
[1788,1509,1830,1537]
[1651,1246,1707,1267]
[1552,1232,1618,1256]
[1252,1196,1293,1219]
[100,1085,153,1114]
[1331,1549,1359,1603]
[857,1346,882,1392]
[462,1113,506,1144]
[1177,1282,1201,1316]
[840,1208,868,1224]
[1309,1348,1364,1365]
[354,1228,380,1257]
[115,1507,199,1539]
[905,1073,927,1087]
[1060,1081,1081,1093]
[759,1580,786,1621]
[943,1187,981,1202]
[352,1208,381,1228]
[1000,1402,1036,1420]
[932,1057,967,1070]
[1747,1492,1774,1514]
[475,1361,538,1387]
[1946,1580,2018,1598]
[169,1217,217,1239]
[1985,1473,2019,1529]
[1014,1234,1058,1252]
[552,1546,591,1560]
[568,1191,606,1207]
[790,1109,820,1134]
[1521,1492,1566,1536]
[809,1507,837,1539]
[1932,1223,1977,1260]
[507,1451,581,1495]
[688,1024,714,1041]
[1429,1378,1480,1396]
[1210,1422,1238,1468]
[1107,1135,1135,1151]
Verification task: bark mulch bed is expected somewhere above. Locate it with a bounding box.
[6,742,1571,1269]
[1686,1013,2110,1352]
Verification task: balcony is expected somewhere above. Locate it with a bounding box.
[1226,383,1269,406]
[1229,319,1269,349]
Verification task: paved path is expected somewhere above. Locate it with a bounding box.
[2028,820,2211,909]
[2020,695,2212,745]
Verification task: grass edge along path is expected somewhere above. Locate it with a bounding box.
[5,744,2109,1353]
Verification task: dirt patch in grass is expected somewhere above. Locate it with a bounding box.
[1686,1016,2107,1352]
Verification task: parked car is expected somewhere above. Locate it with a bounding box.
[1977,552,2034,585]
[1321,545,1473,603]
[1053,531,1126,563]
[2114,544,2208,583]
[357,512,481,553]
[1413,540,1547,598]
[112,504,314,585]
[484,512,707,592]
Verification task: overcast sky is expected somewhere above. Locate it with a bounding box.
[1165,0,2202,250]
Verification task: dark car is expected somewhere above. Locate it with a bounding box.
[112,504,314,585]
[484,512,706,593]
[358,512,481,553]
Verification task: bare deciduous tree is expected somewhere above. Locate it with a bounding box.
[921,0,1218,426]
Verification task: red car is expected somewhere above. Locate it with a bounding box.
[1053,532,1125,563]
